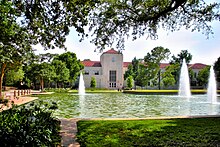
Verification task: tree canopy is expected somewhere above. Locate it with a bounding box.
[170,50,192,64]
[87,0,220,51]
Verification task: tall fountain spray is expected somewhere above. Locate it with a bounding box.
[207,66,217,103]
[78,72,85,95]
[179,59,191,97]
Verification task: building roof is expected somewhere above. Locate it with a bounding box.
[189,63,207,69]
[82,60,101,67]
[103,48,120,54]
[123,62,131,68]
[82,60,207,69]
[159,63,170,69]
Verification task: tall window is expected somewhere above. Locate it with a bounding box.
[109,70,116,88]
[109,70,116,82]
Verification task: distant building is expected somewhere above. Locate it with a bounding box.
[81,48,207,89]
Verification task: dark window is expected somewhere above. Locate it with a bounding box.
[85,71,89,75]
[109,82,116,88]
[109,70,116,82]
[94,71,99,75]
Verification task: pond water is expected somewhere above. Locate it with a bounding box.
[38,93,220,118]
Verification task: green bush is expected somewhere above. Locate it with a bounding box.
[0,101,61,147]
[44,88,70,93]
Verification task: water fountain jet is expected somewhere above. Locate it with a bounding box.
[78,72,85,95]
[207,66,217,103]
[179,59,191,97]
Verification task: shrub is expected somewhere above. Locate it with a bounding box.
[0,101,61,146]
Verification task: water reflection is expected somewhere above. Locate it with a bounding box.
[41,93,220,118]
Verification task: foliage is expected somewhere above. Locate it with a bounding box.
[136,47,171,87]
[214,57,220,82]
[77,118,220,146]
[5,67,24,86]
[170,50,192,64]
[11,0,97,50]
[52,60,70,88]
[197,66,210,87]
[0,101,61,146]
[0,1,32,98]
[126,75,133,89]
[90,77,96,88]
[162,64,176,87]
[162,64,180,87]
[54,52,84,84]
[44,88,70,93]
[124,64,134,80]
[87,0,220,51]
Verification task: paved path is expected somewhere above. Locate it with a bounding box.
[60,118,80,147]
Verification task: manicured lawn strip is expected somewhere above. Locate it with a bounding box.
[77,118,220,146]
[123,89,220,94]
[68,90,119,93]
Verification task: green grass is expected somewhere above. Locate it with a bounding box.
[123,89,220,94]
[77,117,220,146]
[68,89,120,93]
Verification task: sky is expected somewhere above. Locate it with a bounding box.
[35,14,220,66]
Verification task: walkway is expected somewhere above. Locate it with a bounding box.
[0,90,38,111]
[60,118,80,147]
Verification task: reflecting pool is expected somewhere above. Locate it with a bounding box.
[38,93,220,118]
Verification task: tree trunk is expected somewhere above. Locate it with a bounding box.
[40,77,44,92]
[0,63,6,99]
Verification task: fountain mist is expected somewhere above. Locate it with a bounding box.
[78,72,85,95]
[179,59,191,97]
[207,66,217,103]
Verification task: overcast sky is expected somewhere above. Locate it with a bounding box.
[35,2,220,66]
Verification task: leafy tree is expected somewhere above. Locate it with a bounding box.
[0,0,96,97]
[37,63,56,91]
[4,67,24,86]
[124,64,134,80]
[162,64,179,87]
[197,66,210,87]
[137,46,171,87]
[132,57,140,80]
[54,52,83,85]
[124,57,140,86]
[87,0,220,51]
[52,60,70,88]
[90,77,96,88]
[214,57,220,82]
[0,1,32,98]
[38,53,58,63]
[170,50,192,64]
[127,75,133,89]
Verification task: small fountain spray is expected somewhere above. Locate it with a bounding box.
[207,66,217,103]
[179,59,191,97]
[78,72,85,95]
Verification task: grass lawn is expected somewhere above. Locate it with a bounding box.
[77,117,220,146]
[68,89,120,93]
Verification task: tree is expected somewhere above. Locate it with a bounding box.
[0,0,96,97]
[162,64,179,87]
[87,0,220,51]
[197,66,210,87]
[124,64,134,80]
[138,46,171,87]
[214,57,220,82]
[170,50,192,64]
[54,52,83,85]
[0,1,32,98]
[4,67,24,86]
[127,75,133,89]
[90,77,96,88]
[52,60,70,88]
[37,63,56,91]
